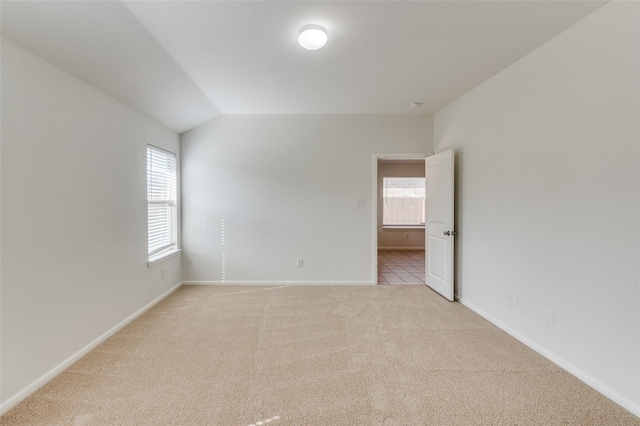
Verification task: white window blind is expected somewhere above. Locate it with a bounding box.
[383,177,426,226]
[147,145,177,257]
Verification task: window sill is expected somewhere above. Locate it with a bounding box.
[148,249,182,268]
[382,225,425,230]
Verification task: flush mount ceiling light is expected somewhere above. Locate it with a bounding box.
[298,25,328,50]
[410,102,423,108]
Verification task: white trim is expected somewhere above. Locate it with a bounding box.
[374,153,433,160]
[182,281,373,286]
[0,282,183,416]
[372,153,432,286]
[458,298,640,419]
[378,246,426,251]
[147,248,182,267]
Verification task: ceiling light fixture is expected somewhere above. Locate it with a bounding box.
[298,25,328,50]
[410,102,423,108]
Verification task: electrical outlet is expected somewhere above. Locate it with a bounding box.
[546,309,555,326]
[356,197,365,207]
[296,258,304,267]
[507,293,513,306]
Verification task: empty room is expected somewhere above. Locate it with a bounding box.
[1,1,639,424]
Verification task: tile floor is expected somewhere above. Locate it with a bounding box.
[377,250,426,285]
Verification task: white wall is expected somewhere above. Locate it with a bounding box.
[377,161,425,250]
[181,114,432,283]
[1,38,182,407]
[434,2,639,414]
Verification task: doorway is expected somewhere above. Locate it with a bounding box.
[372,154,430,285]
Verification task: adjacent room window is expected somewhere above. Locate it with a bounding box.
[382,177,426,226]
[147,145,178,259]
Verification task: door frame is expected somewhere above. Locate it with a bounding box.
[371,152,433,285]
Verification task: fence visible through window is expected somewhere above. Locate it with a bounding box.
[383,177,425,226]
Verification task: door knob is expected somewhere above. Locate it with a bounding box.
[443,231,450,236]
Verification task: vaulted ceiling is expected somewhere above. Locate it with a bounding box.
[1,1,605,134]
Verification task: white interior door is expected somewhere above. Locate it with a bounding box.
[425,150,455,301]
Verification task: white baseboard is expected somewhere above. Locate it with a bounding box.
[378,247,425,251]
[458,298,640,419]
[0,282,183,416]
[182,280,373,286]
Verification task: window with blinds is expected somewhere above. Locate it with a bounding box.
[147,145,177,258]
[383,177,426,226]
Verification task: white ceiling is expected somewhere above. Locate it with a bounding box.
[2,1,605,134]
[1,0,220,133]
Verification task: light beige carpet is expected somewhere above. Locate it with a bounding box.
[2,285,638,425]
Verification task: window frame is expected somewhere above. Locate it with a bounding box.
[382,176,426,228]
[147,144,179,264]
